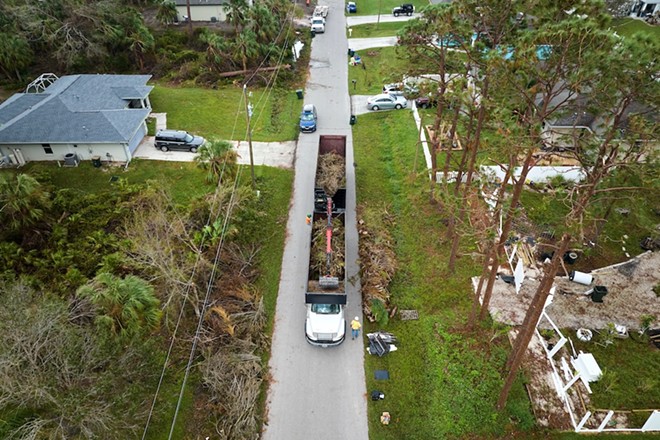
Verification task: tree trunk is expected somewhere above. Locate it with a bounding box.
[496,237,568,409]
[186,0,193,35]
[479,150,535,320]
[467,164,512,329]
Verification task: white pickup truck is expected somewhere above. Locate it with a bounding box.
[310,16,326,33]
[313,5,329,17]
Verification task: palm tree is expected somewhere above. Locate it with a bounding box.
[77,273,162,338]
[195,139,238,183]
[0,32,33,81]
[0,173,50,234]
[156,0,178,25]
[224,0,249,35]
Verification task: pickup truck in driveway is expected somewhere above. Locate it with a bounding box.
[392,3,414,16]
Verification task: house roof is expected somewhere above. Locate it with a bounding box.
[174,0,227,5]
[0,74,153,144]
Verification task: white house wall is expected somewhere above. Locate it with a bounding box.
[176,5,227,22]
[0,143,130,163]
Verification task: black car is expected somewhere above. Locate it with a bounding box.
[392,3,414,16]
[155,129,205,152]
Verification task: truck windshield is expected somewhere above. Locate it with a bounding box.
[311,303,340,314]
[184,134,194,142]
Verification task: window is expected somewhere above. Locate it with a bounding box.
[42,144,53,155]
[311,304,340,314]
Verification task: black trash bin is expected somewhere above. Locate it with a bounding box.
[91,156,102,168]
[295,89,303,100]
[348,48,355,57]
[590,285,608,303]
[350,114,357,125]
[310,29,316,38]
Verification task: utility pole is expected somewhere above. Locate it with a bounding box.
[243,84,256,190]
[376,0,382,28]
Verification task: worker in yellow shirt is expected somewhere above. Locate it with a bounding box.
[350,316,362,340]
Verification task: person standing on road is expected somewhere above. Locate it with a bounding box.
[350,316,361,340]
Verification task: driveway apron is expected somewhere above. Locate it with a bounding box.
[261,1,368,439]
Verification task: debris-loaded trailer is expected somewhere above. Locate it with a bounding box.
[305,135,347,347]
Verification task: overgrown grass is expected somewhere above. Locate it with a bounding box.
[611,18,660,39]
[354,110,537,438]
[149,84,302,142]
[350,0,432,16]
[348,21,408,38]
[18,160,293,439]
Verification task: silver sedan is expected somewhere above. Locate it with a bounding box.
[366,93,408,111]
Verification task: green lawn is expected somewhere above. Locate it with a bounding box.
[348,46,466,96]
[611,18,660,39]
[24,160,210,205]
[571,333,660,414]
[350,0,430,16]
[149,84,303,142]
[353,110,538,439]
[348,21,408,38]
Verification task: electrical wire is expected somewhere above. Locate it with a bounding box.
[141,92,247,440]
[143,4,297,436]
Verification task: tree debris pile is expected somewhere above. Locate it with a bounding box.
[199,242,268,440]
[316,152,346,196]
[310,217,345,278]
[357,204,398,319]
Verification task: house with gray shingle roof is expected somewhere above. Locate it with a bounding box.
[0,74,153,165]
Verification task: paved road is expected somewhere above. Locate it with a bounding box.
[346,13,421,27]
[261,0,368,439]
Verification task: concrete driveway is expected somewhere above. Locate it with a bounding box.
[350,95,413,115]
[261,0,368,439]
[346,13,421,27]
[132,138,296,169]
[348,36,398,51]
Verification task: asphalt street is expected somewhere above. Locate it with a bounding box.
[261,0,369,439]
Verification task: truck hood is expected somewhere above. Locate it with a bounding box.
[307,313,344,335]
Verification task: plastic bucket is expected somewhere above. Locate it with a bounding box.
[563,251,579,264]
[591,285,608,303]
[569,270,593,285]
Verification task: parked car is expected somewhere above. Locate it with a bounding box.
[299,104,318,132]
[392,3,414,16]
[382,82,403,94]
[346,2,357,13]
[155,129,205,152]
[367,94,407,111]
[415,95,437,109]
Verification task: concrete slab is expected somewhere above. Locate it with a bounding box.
[348,36,398,51]
[132,138,296,169]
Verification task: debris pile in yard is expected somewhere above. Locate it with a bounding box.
[315,152,345,196]
[310,217,345,278]
[357,204,397,320]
